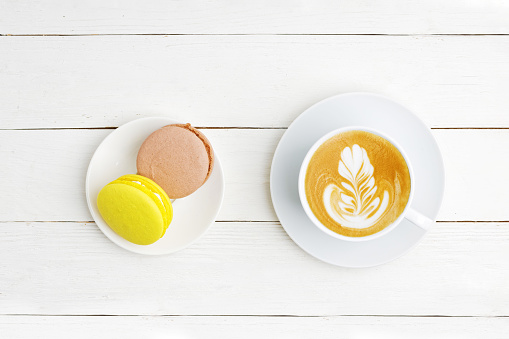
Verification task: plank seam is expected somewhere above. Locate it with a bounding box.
[2,33,509,37]
[0,127,287,131]
[2,127,509,131]
[0,314,508,318]
[0,220,508,224]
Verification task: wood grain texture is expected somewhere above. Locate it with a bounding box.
[0,221,508,316]
[0,129,506,222]
[1,35,509,129]
[0,0,508,35]
[1,315,508,339]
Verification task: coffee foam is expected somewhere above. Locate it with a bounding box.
[304,130,411,237]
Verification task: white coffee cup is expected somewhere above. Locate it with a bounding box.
[298,126,434,241]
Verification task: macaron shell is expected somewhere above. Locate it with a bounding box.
[137,124,214,199]
[117,174,173,234]
[111,178,170,229]
[97,183,164,245]
[120,174,173,217]
[177,124,215,183]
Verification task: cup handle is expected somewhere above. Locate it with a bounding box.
[405,208,435,230]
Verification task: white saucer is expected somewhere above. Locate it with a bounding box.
[270,93,445,267]
[86,117,224,255]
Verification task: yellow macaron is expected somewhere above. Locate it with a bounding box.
[97,174,173,245]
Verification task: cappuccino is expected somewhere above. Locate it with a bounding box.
[304,130,411,237]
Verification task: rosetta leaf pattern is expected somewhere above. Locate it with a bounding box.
[323,144,389,229]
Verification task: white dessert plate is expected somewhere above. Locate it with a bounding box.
[86,117,224,255]
[270,93,445,267]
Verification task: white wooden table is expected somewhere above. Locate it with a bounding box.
[1,1,509,337]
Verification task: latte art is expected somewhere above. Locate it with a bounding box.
[304,130,411,237]
[323,145,389,229]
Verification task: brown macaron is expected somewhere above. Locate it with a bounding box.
[136,123,214,199]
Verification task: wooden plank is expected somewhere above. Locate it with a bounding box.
[0,221,508,316]
[1,35,509,129]
[1,1,508,35]
[0,128,279,222]
[0,315,507,339]
[0,129,506,222]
